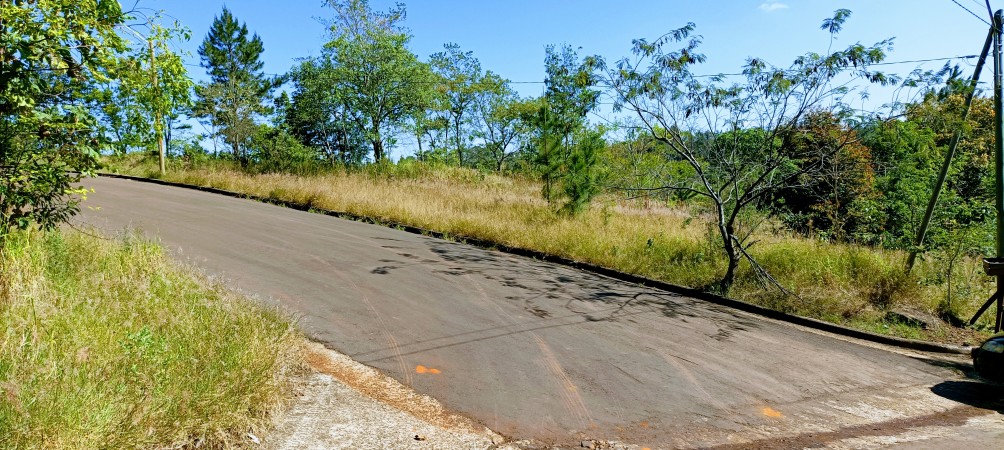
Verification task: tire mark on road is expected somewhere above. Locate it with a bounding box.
[464,272,595,430]
[313,254,412,386]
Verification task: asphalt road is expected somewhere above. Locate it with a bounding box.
[77,177,1000,449]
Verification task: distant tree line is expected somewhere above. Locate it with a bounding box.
[3,1,997,295]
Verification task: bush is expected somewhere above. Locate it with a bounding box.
[0,230,302,449]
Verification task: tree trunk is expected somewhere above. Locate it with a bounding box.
[416,131,424,159]
[716,217,739,296]
[455,120,464,166]
[371,117,384,162]
[373,138,384,162]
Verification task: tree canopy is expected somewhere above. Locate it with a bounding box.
[0,0,125,240]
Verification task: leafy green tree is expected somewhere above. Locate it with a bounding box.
[773,111,877,240]
[322,0,435,162]
[246,124,321,174]
[0,0,125,243]
[94,19,193,170]
[410,107,449,161]
[430,43,486,166]
[285,59,370,166]
[194,7,273,164]
[854,94,995,254]
[597,10,897,294]
[472,73,533,172]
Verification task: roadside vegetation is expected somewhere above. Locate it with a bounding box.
[0,229,302,449]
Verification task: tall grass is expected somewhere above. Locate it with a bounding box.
[0,229,302,449]
[108,156,997,343]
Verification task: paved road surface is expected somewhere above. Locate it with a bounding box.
[77,177,1000,448]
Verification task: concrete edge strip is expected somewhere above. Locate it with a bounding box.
[97,172,972,355]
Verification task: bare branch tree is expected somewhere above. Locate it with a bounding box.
[594,10,898,294]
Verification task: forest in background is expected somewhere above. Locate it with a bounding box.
[4,0,1002,340]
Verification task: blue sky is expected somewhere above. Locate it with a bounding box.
[132,0,1001,155]
[135,1,998,89]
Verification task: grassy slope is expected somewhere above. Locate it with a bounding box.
[110,158,996,344]
[0,230,302,449]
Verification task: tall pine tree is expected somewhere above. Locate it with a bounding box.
[194,7,271,163]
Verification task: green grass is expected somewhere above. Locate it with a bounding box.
[0,229,302,449]
[105,155,998,344]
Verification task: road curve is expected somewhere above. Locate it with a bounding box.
[77,176,990,448]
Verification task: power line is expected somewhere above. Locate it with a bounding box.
[949,0,992,25]
[969,0,992,16]
[178,55,980,86]
[689,55,980,78]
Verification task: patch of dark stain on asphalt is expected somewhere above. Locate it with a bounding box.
[707,405,991,450]
[710,328,733,342]
[423,240,763,337]
[433,267,474,276]
[525,302,551,318]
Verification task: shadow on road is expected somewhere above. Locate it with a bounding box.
[931,380,1004,413]
[355,237,762,363]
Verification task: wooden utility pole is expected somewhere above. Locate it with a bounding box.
[148,33,166,175]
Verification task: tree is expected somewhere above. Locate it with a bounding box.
[94,19,193,171]
[0,0,125,245]
[597,10,897,294]
[534,45,604,215]
[194,7,272,164]
[322,0,434,162]
[410,107,449,161]
[430,43,484,166]
[852,93,996,253]
[472,73,532,172]
[773,111,877,240]
[285,59,369,165]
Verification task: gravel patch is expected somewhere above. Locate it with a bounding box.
[264,342,515,450]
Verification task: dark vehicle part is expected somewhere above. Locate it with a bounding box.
[973,333,1004,383]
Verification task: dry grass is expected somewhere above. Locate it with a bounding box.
[108,157,997,344]
[0,229,303,449]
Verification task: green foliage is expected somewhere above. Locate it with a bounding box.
[0,0,125,241]
[559,128,606,215]
[321,0,435,162]
[773,111,877,240]
[843,94,995,255]
[194,7,273,163]
[93,19,193,157]
[532,45,603,215]
[599,9,897,294]
[470,73,533,172]
[285,59,370,166]
[247,124,323,175]
[429,43,485,166]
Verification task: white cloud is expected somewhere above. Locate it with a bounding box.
[759,2,789,12]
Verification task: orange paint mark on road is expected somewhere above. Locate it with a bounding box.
[761,407,784,418]
[415,365,441,375]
